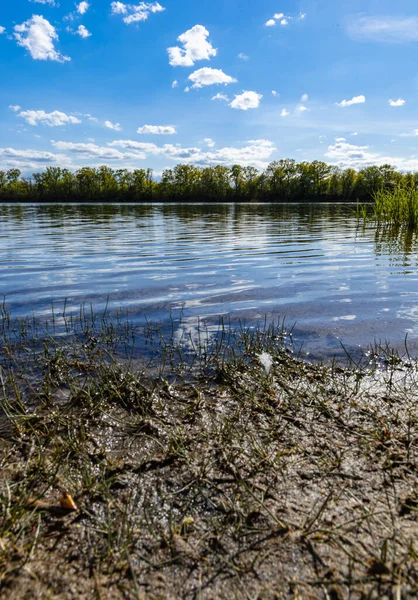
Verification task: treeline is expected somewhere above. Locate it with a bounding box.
[1,161,417,202]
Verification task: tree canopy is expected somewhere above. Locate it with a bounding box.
[0,161,412,203]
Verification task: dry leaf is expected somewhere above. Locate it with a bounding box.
[59,493,78,511]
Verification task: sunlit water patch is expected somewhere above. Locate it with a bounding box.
[2,202,418,358]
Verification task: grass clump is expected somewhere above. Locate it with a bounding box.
[373,185,418,228]
[1,308,418,598]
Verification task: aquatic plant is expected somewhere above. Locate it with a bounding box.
[373,185,418,227]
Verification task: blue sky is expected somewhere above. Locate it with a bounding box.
[1,0,418,175]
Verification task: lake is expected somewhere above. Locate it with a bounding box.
[2,202,418,359]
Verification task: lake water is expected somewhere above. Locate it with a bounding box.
[2,202,418,359]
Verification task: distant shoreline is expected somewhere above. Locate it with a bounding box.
[0,161,412,203]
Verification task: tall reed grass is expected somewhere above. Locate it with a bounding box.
[373,185,418,227]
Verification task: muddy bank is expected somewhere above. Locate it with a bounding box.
[1,315,418,599]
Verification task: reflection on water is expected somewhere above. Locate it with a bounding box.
[2,202,418,358]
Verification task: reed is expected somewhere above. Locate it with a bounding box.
[373,185,418,227]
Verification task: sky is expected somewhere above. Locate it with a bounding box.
[1,0,418,176]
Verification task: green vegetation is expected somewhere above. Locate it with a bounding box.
[373,185,418,227]
[2,307,418,598]
[0,161,413,202]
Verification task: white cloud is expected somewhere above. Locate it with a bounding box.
[238,53,248,60]
[389,98,405,107]
[14,15,70,62]
[188,67,237,89]
[29,0,57,4]
[230,91,262,111]
[203,138,215,148]
[0,147,62,171]
[18,110,81,126]
[351,132,358,136]
[137,125,176,135]
[265,12,305,29]
[272,90,279,97]
[297,105,308,112]
[52,141,145,160]
[9,105,21,112]
[346,16,418,43]
[111,2,165,25]
[109,138,276,169]
[400,130,418,138]
[301,93,309,102]
[168,25,216,67]
[212,93,229,101]
[335,137,346,142]
[324,140,418,172]
[77,1,89,14]
[172,80,178,88]
[76,25,92,38]
[110,1,127,13]
[105,120,122,131]
[280,108,289,116]
[0,26,5,34]
[336,95,366,107]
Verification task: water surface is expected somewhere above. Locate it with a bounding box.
[2,203,418,358]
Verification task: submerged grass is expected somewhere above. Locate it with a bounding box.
[1,306,418,598]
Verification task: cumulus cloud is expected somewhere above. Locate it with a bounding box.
[52,141,145,160]
[336,95,366,107]
[265,12,305,28]
[30,0,57,4]
[230,91,262,111]
[9,105,21,112]
[188,67,237,89]
[301,93,309,102]
[105,120,122,131]
[14,15,70,62]
[346,16,418,43]
[18,110,81,126]
[272,90,279,97]
[110,2,127,13]
[137,125,177,135]
[168,25,217,67]
[325,140,418,172]
[238,53,248,60]
[172,80,178,88]
[75,25,92,38]
[212,93,229,101]
[0,26,5,34]
[280,109,289,116]
[389,98,405,107]
[111,2,165,25]
[297,105,308,112]
[109,138,276,169]
[203,138,215,148]
[77,1,90,14]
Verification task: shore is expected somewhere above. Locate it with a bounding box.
[1,313,418,599]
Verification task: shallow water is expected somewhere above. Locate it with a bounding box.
[1,202,418,358]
